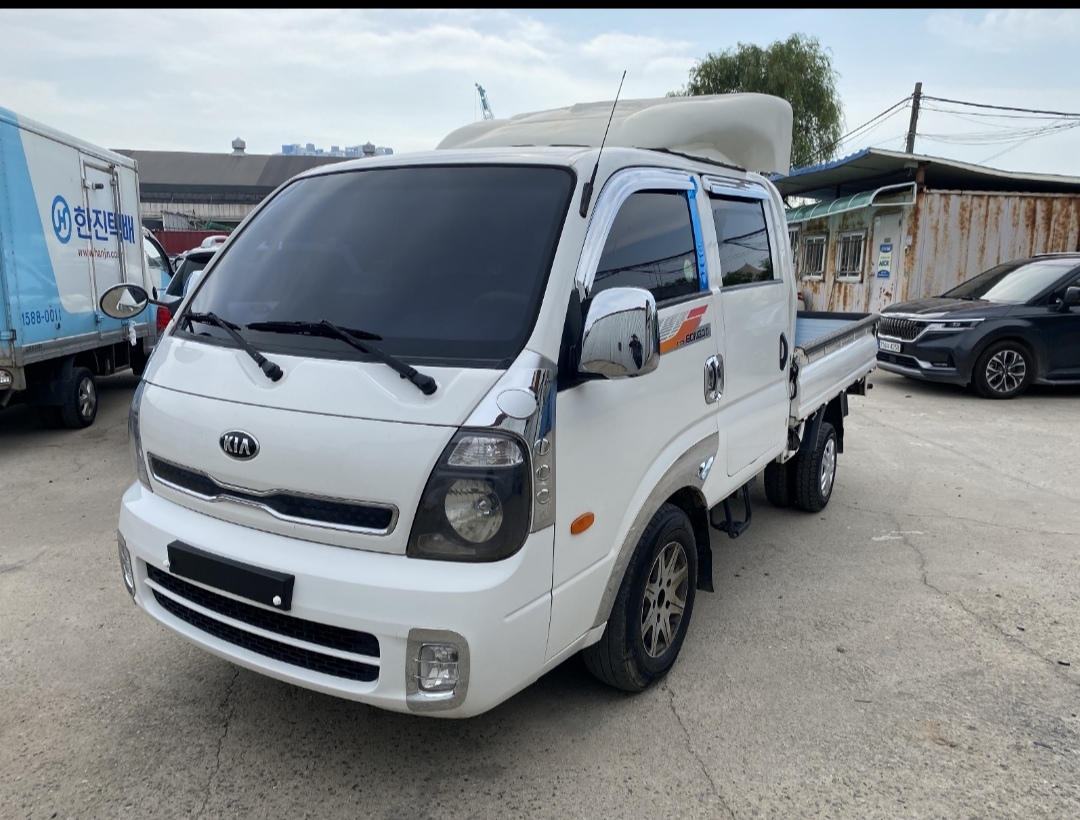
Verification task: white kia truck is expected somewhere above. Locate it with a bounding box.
[0,107,162,428]
[100,94,877,717]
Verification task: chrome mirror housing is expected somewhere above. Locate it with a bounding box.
[579,287,660,378]
[99,283,150,320]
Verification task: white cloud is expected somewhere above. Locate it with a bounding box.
[926,9,1080,53]
[0,10,697,155]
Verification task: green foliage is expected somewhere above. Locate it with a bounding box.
[677,33,844,170]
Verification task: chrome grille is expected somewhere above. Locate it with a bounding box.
[147,565,379,682]
[878,316,925,342]
[149,455,397,534]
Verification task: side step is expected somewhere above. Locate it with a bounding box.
[709,482,752,539]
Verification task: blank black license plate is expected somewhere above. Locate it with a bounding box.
[166,541,295,611]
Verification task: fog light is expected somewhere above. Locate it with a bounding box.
[0,369,12,388]
[416,643,460,693]
[117,531,136,599]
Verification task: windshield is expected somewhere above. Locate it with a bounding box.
[183,164,575,367]
[943,259,1076,303]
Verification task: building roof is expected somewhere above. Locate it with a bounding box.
[773,148,1080,199]
[113,150,352,201]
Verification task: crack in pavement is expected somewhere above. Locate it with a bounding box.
[666,684,736,819]
[857,413,1080,505]
[831,500,1080,538]
[885,518,1080,691]
[194,667,240,820]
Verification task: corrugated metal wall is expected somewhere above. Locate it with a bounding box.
[791,209,885,313]
[909,191,1080,299]
[791,190,1080,313]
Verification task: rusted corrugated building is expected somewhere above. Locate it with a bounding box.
[774,149,1080,313]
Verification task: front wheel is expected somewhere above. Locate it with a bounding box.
[794,420,837,513]
[583,503,698,692]
[972,340,1033,399]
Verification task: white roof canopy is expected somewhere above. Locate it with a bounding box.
[437,93,794,175]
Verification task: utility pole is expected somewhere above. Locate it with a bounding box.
[905,82,923,154]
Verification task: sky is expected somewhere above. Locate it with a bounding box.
[2,8,1078,176]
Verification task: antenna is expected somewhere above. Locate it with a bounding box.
[578,70,626,218]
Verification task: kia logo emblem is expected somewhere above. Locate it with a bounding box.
[220,431,259,460]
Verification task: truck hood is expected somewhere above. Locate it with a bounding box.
[138,335,506,555]
[144,335,502,427]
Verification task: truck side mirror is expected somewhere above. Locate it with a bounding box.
[99,283,150,319]
[579,287,660,378]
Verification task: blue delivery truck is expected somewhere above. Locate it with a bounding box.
[0,107,162,429]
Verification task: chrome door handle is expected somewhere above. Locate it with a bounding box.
[704,355,724,403]
[704,356,721,404]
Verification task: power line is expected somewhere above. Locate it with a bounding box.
[921,95,1080,119]
[979,120,1080,164]
[804,95,911,166]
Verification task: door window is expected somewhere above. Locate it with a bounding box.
[592,191,701,304]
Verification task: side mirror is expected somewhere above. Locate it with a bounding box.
[99,283,150,319]
[1062,286,1080,311]
[579,287,660,378]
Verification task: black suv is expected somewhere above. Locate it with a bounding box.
[877,254,1080,399]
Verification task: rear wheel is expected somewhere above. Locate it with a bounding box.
[59,367,98,429]
[763,459,796,507]
[794,420,837,512]
[583,503,698,692]
[972,340,1033,399]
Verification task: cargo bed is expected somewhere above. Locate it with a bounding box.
[790,311,879,422]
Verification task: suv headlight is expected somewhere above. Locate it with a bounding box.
[129,381,152,490]
[924,319,982,332]
[407,431,531,562]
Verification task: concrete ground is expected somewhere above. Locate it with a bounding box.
[1,370,1077,819]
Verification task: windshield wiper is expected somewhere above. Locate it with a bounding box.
[246,320,382,341]
[246,319,437,395]
[184,311,284,382]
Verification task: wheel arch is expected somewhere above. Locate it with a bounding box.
[971,332,1044,381]
[589,433,717,632]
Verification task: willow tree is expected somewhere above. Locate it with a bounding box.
[678,34,844,170]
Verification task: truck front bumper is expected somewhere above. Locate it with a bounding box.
[117,483,554,718]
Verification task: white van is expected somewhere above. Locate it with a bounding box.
[101,94,877,717]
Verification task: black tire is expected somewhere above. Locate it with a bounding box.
[972,340,1033,399]
[794,420,837,513]
[763,459,796,507]
[130,345,150,378]
[583,503,698,692]
[59,367,98,429]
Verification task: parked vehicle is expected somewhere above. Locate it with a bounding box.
[877,253,1080,398]
[0,107,158,428]
[154,246,218,335]
[100,93,878,717]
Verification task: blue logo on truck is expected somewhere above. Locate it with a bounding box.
[51,195,72,244]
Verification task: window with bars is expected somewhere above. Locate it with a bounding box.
[788,227,799,276]
[836,232,866,281]
[801,235,826,279]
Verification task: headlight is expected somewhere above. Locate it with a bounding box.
[407,431,531,562]
[924,319,982,332]
[0,369,13,388]
[129,381,152,490]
